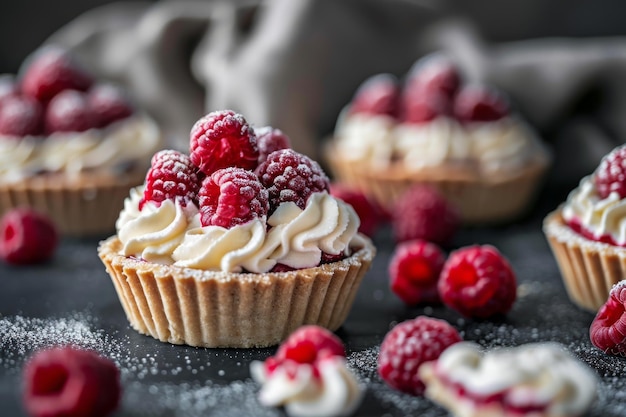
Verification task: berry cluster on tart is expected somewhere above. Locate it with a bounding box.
[0,46,162,236]
[326,53,551,224]
[97,109,376,348]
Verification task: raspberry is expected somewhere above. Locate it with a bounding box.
[389,239,446,305]
[23,347,121,417]
[349,73,399,117]
[87,83,134,127]
[198,167,269,228]
[378,316,462,395]
[0,95,43,137]
[391,184,459,246]
[276,325,346,364]
[590,280,626,356]
[189,110,259,175]
[595,144,626,199]
[329,183,385,237]
[406,54,461,100]
[45,90,98,133]
[0,208,58,265]
[20,47,93,103]
[256,149,330,213]
[140,150,202,210]
[439,245,517,318]
[255,126,291,165]
[400,91,450,124]
[453,85,509,123]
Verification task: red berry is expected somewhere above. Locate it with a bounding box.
[198,167,269,228]
[439,245,517,318]
[389,239,446,305]
[257,149,330,213]
[23,347,121,417]
[0,96,43,137]
[595,145,626,199]
[189,110,259,175]
[406,54,461,100]
[21,47,93,103]
[87,83,134,127]
[349,73,399,117]
[401,91,450,124]
[45,90,98,133]
[0,74,19,103]
[378,316,462,395]
[139,150,202,210]
[277,325,345,363]
[0,208,58,265]
[391,184,459,246]
[330,183,384,237]
[453,85,509,123]
[255,126,291,165]
[590,280,626,356]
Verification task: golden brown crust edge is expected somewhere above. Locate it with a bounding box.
[97,235,376,348]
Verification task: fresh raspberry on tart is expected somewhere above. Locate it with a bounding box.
[255,126,291,165]
[439,245,517,319]
[405,54,461,100]
[87,83,134,128]
[594,144,626,199]
[453,84,509,123]
[590,280,626,356]
[349,73,400,118]
[400,91,450,124]
[0,208,58,265]
[0,95,43,137]
[274,325,346,366]
[45,90,99,133]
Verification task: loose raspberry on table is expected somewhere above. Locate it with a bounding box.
[590,280,626,356]
[23,347,121,417]
[406,54,461,100]
[349,73,399,118]
[255,126,291,165]
[595,144,626,199]
[87,83,134,128]
[0,208,58,265]
[389,239,446,305]
[391,184,459,246]
[198,167,269,228]
[256,149,330,213]
[20,47,94,103]
[453,84,509,123]
[45,90,99,133]
[438,245,517,319]
[0,96,43,137]
[329,183,385,237]
[189,110,259,175]
[139,150,202,210]
[378,316,462,395]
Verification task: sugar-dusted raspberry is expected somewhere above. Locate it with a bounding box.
[0,95,43,137]
[389,239,446,305]
[439,245,517,318]
[0,74,19,103]
[590,280,626,356]
[140,150,202,209]
[87,83,134,127]
[406,54,461,100]
[330,183,385,237]
[23,347,121,417]
[20,47,93,103]
[349,73,399,117]
[198,167,269,228]
[391,184,459,246]
[255,126,291,165]
[453,84,509,123]
[595,144,626,199]
[0,208,58,265]
[378,316,462,395]
[45,90,99,133]
[256,149,330,213]
[276,325,346,364]
[189,110,259,175]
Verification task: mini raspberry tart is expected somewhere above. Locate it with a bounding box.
[326,53,551,224]
[419,342,597,417]
[98,110,375,348]
[0,46,162,236]
[544,143,626,311]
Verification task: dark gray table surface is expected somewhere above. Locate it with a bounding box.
[1,183,625,417]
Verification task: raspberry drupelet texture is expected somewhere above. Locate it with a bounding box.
[189,109,259,175]
[0,95,43,137]
[45,90,98,133]
[349,73,399,117]
[198,167,269,228]
[439,245,517,319]
[389,239,446,305]
[255,126,291,165]
[87,83,134,128]
[378,316,462,396]
[590,280,626,356]
[453,85,509,123]
[22,347,121,417]
[256,149,330,213]
[595,144,626,199]
[140,149,202,210]
[0,208,58,265]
